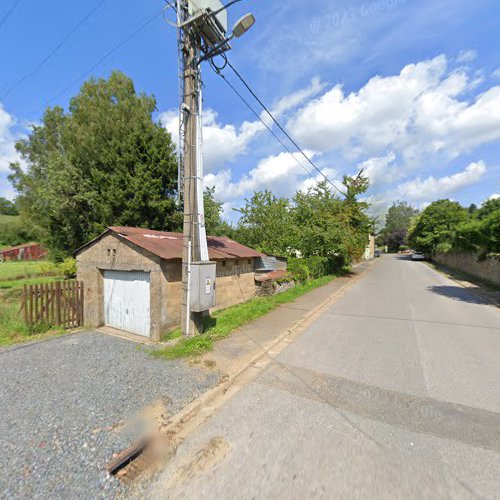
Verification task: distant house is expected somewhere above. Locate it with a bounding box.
[75,227,264,341]
[0,243,47,262]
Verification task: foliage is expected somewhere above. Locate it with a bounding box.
[203,187,234,237]
[234,190,295,256]
[9,71,180,260]
[60,257,77,279]
[288,258,310,283]
[454,198,500,254]
[233,176,371,266]
[0,215,36,247]
[379,201,419,252]
[406,198,500,256]
[292,179,372,265]
[408,200,468,254]
[0,197,18,216]
[153,274,335,359]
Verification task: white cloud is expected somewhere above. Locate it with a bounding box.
[396,161,487,201]
[204,150,323,204]
[489,193,500,200]
[456,49,477,64]
[0,104,18,174]
[358,152,400,186]
[287,55,500,163]
[492,68,500,80]
[159,78,324,173]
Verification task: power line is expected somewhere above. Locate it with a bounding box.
[34,8,164,114]
[224,59,346,197]
[0,0,22,30]
[1,0,108,101]
[212,66,315,180]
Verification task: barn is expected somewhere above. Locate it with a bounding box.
[0,242,47,262]
[75,227,264,341]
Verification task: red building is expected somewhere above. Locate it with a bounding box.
[0,243,47,261]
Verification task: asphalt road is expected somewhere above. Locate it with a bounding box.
[143,255,500,499]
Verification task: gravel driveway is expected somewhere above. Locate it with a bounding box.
[0,331,219,499]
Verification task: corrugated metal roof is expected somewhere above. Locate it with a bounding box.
[107,227,264,261]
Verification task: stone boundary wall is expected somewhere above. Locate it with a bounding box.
[433,252,500,286]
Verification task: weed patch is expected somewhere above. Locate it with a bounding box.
[153,274,336,360]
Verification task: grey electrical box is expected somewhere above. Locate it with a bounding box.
[190,261,217,312]
[188,0,228,34]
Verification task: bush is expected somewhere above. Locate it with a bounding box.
[288,258,310,283]
[60,257,77,279]
[399,245,409,252]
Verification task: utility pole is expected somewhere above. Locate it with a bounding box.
[176,0,255,336]
[178,0,208,336]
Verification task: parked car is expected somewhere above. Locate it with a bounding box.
[374,250,380,258]
[411,252,425,261]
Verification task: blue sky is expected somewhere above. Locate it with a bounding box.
[1,0,499,222]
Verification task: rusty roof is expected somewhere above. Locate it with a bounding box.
[85,227,264,261]
[254,269,289,283]
[0,242,43,253]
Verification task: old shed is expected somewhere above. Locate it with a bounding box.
[75,227,264,341]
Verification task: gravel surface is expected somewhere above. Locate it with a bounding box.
[0,331,219,499]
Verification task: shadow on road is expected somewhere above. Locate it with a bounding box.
[427,285,491,305]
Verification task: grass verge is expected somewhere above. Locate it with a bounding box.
[153,274,336,360]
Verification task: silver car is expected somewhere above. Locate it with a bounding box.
[411,252,425,261]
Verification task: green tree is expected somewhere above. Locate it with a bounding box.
[0,197,18,216]
[408,200,467,254]
[292,177,371,264]
[0,215,34,246]
[455,198,500,253]
[9,72,179,260]
[381,201,419,252]
[203,187,234,237]
[234,191,295,255]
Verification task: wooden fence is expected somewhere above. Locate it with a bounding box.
[22,281,84,329]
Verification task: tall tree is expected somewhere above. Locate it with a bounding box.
[381,201,419,252]
[9,72,179,259]
[203,187,233,237]
[234,190,295,256]
[292,176,371,264]
[408,200,467,254]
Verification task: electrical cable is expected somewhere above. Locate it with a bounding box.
[210,57,316,180]
[224,59,347,197]
[1,0,108,101]
[34,8,164,114]
[0,0,22,30]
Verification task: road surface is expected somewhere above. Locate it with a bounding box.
[143,255,500,499]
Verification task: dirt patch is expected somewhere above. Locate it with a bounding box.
[166,437,231,489]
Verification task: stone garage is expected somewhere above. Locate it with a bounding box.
[75,226,264,341]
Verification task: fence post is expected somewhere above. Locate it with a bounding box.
[55,282,61,326]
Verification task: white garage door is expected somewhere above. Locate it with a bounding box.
[103,270,151,337]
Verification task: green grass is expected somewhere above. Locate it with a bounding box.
[153,274,336,360]
[0,260,60,281]
[0,260,65,347]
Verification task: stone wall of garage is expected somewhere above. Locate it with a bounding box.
[160,258,256,333]
[433,252,500,285]
[78,234,258,339]
[76,233,164,341]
